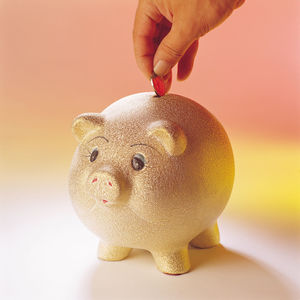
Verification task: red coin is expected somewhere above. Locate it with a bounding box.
[151,73,166,97]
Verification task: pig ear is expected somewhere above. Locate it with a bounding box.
[72,113,105,142]
[147,120,187,156]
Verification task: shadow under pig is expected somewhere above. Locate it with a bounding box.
[86,245,295,300]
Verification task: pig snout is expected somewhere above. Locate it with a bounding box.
[88,166,125,205]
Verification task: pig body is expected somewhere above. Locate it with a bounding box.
[69,93,234,274]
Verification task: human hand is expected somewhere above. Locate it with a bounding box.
[133,0,245,92]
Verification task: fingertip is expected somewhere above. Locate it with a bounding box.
[177,40,199,81]
[153,60,172,77]
[153,25,193,77]
[177,64,192,81]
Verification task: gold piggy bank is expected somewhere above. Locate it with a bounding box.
[69,93,234,274]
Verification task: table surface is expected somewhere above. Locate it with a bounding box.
[1,186,300,300]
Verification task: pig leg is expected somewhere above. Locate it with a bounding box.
[151,246,191,275]
[190,223,220,248]
[97,242,132,261]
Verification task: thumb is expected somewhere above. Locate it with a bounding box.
[153,24,195,77]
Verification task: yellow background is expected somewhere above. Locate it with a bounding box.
[1,0,299,231]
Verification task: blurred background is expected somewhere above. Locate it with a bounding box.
[1,0,299,299]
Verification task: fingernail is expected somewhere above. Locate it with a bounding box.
[153,60,171,77]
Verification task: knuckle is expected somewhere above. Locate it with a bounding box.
[180,26,198,41]
[197,21,210,37]
[160,41,184,60]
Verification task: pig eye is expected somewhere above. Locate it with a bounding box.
[131,153,146,171]
[90,148,98,162]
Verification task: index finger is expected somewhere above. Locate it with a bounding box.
[133,1,162,78]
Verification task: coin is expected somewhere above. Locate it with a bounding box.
[150,72,166,97]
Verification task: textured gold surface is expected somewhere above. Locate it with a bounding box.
[69,92,235,274]
[152,246,191,274]
[190,223,220,248]
[97,243,131,261]
[148,120,187,156]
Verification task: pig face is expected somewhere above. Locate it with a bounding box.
[69,93,234,248]
[69,98,197,233]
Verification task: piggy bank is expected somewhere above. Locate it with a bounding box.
[69,93,234,274]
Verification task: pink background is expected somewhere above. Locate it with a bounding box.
[1,1,300,298]
[1,0,299,223]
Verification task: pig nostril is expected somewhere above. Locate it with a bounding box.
[92,178,98,183]
[108,181,112,186]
